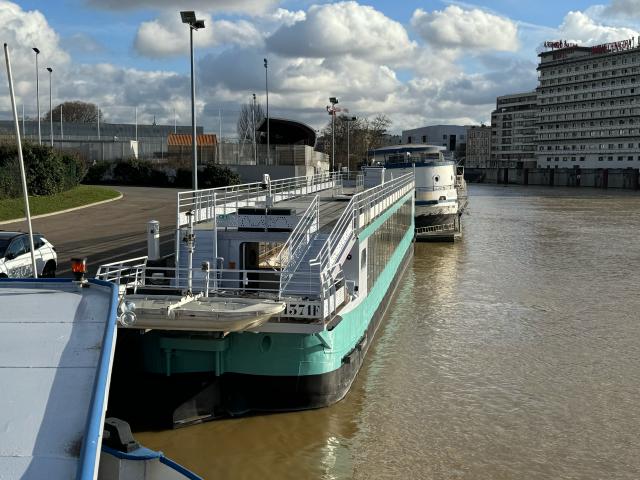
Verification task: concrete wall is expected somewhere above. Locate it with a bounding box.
[465,167,640,190]
[228,164,320,182]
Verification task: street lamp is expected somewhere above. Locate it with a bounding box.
[180,10,205,190]
[344,116,357,172]
[327,97,338,171]
[46,67,53,147]
[252,93,257,164]
[32,47,41,145]
[264,58,269,164]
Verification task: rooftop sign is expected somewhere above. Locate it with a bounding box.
[590,37,636,54]
[543,40,578,50]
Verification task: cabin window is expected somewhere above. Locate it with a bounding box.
[361,248,367,269]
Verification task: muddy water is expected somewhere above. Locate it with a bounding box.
[137,185,640,479]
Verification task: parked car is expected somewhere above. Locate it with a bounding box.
[0,231,57,278]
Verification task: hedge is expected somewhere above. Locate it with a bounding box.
[0,143,84,199]
[84,159,241,189]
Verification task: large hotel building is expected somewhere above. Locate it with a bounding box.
[537,38,640,168]
[487,38,640,170]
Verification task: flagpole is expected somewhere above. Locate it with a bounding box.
[4,43,38,278]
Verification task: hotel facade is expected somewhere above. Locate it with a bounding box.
[536,38,640,168]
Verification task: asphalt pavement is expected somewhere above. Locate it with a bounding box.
[1,186,181,276]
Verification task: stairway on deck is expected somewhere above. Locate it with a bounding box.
[281,234,327,298]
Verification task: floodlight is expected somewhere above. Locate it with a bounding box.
[46,67,52,73]
[180,11,196,24]
[329,97,338,104]
[193,19,205,29]
[32,47,40,54]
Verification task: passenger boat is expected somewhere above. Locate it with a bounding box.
[364,144,467,241]
[97,172,415,427]
[0,277,202,479]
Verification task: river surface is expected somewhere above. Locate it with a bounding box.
[137,184,640,479]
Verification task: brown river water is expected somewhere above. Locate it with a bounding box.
[136,184,640,479]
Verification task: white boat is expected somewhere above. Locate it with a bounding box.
[0,278,201,480]
[365,144,466,241]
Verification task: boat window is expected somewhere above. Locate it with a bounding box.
[258,242,284,269]
[434,175,440,183]
[361,248,366,269]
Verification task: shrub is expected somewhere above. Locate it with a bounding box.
[174,168,193,189]
[199,163,241,189]
[112,158,153,185]
[83,161,112,184]
[0,142,83,199]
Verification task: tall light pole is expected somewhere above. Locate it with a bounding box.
[252,93,257,164]
[264,58,269,164]
[345,116,356,172]
[181,10,205,190]
[46,67,53,146]
[327,97,338,171]
[32,47,41,145]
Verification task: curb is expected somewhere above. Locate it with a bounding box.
[0,191,124,226]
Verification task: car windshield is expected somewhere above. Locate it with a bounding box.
[0,239,10,258]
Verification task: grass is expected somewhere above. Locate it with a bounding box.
[0,185,121,222]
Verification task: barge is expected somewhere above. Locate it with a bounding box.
[97,172,415,427]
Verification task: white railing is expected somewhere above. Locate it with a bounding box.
[95,256,148,292]
[415,222,455,234]
[278,195,319,294]
[308,173,414,317]
[176,171,341,227]
[97,172,414,321]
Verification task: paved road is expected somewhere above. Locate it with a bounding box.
[2,186,180,276]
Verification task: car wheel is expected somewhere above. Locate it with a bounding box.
[42,261,56,278]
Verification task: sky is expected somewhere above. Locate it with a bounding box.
[2,0,640,137]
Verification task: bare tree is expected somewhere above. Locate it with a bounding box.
[236,101,265,142]
[44,101,102,123]
[317,114,392,169]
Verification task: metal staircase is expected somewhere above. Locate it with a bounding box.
[280,234,327,298]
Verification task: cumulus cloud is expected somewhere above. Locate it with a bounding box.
[603,0,640,18]
[267,1,416,65]
[0,2,70,109]
[83,0,279,15]
[558,10,638,45]
[267,8,305,26]
[134,13,263,57]
[411,5,519,52]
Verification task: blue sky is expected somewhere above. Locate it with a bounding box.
[2,0,640,135]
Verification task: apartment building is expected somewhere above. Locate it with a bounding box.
[465,125,491,168]
[536,38,640,168]
[490,92,538,168]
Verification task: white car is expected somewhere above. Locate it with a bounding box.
[0,231,57,278]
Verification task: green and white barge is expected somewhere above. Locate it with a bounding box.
[98,172,414,427]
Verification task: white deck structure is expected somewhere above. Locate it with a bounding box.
[0,279,118,480]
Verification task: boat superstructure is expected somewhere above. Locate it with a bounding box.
[0,278,201,480]
[97,172,415,427]
[365,144,467,241]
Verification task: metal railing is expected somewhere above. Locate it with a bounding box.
[277,195,319,294]
[97,172,414,320]
[415,222,456,234]
[176,171,341,227]
[95,256,148,293]
[308,173,414,317]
